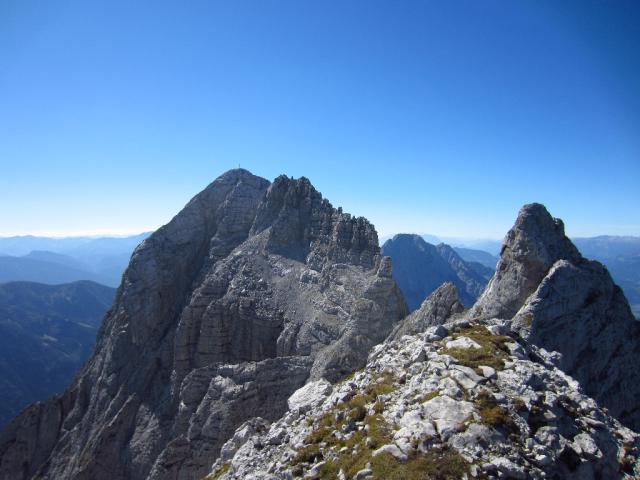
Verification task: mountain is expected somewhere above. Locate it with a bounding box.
[0,170,407,480]
[573,235,640,259]
[465,260,495,281]
[472,203,640,431]
[381,234,488,310]
[2,176,639,479]
[0,233,150,257]
[606,256,640,318]
[0,254,108,285]
[22,250,89,270]
[0,233,149,287]
[200,202,640,480]
[386,282,464,340]
[0,237,90,256]
[0,281,115,428]
[457,236,640,318]
[453,246,499,269]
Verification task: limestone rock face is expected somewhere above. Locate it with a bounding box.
[472,203,640,431]
[388,282,464,341]
[513,259,640,431]
[0,169,407,480]
[148,357,312,480]
[210,322,639,480]
[472,203,581,320]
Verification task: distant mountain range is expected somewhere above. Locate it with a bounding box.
[381,234,489,310]
[380,233,640,319]
[0,233,149,287]
[2,232,636,317]
[0,233,150,257]
[573,235,640,259]
[452,247,499,269]
[379,234,503,256]
[0,281,115,428]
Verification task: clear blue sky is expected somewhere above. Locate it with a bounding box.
[1,0,638,239]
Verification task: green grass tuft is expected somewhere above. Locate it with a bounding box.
[202,462,230,480]
[475,390,516,433]
[370,448,470,480]
[418,391,440,403]
[441,324,511,371]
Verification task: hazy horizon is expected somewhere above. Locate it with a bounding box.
[2,219,639,244]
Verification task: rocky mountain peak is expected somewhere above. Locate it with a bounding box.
[0,169,406,480]
[250,174,380,270]
[507,203,581,262]
[387,282,464,341]
[472,203,581,319]
[470,202,640,432]
[382,234,487,309]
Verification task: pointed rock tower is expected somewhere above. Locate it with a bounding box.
[472,203,640,431]
[0,170,408,480]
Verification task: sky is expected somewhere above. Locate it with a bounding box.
[1,0,639,239]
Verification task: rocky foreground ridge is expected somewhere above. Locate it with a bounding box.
[472,203,640,431]
[210,319,639,479]
[1,172,639,480]
[203,203,640,479]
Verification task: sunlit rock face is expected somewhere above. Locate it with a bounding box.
[472,203,640,431]
[206,320,639,480]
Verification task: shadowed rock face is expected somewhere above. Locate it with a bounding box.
[381,234,487,310]
[472,203,640,431]
[0,169,407,480]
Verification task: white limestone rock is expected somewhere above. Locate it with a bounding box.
[445,336,482,350]
[288,379,333,413]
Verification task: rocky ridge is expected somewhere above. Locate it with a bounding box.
[202,202,640,479]
[208,319,639,479]
[0,170,407,480]
[387,282,464,341]
[472,203,640,431]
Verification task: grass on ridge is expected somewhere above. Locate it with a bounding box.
[441,324,512,371]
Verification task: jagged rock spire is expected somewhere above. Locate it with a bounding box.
[470,202,640,431]
[471,203,581,320]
